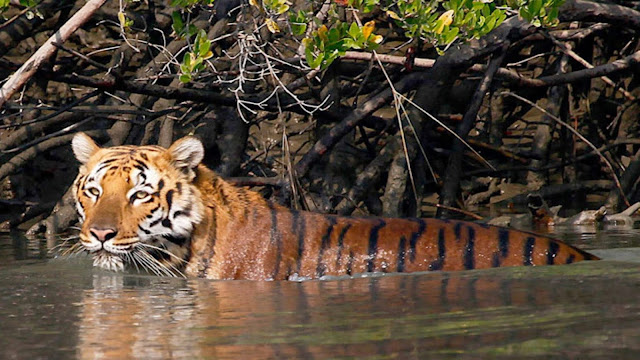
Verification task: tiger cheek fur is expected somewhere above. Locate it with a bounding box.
[70,133,598,280]
[71,133,205,275]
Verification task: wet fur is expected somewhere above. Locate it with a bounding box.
[72,134,599,280]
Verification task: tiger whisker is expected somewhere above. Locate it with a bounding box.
[133,251,163,276]
[133,243,187,278]
[137,250,178,277]
[48,235,81,254]
[135,242,188,264]
[125,252,141,273]
[60,242,85,257]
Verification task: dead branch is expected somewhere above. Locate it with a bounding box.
[438,47,507,216]
[0,0,108,108]
[335,137,400,215]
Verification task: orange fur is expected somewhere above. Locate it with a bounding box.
[71,134,598,280]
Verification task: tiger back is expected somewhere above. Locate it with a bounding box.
[70,133,598,280]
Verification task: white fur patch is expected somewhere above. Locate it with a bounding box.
[72,133,100,164]
[168,137,204,169]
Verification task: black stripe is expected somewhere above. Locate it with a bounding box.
[566,254,575,264]
[133,159,149,170]
[162,234,188,246]
[429,228,446,270]
[316,217,337,278]
[95,162,111,174]
[492,252,501,267]
[149,218,162,227]
[133,164,146,173]
[165,190,174,209]
[157,179,165,190]
[147,247,172,261]
[99,158,118,165]
[173,210,190,218]
[176,182,182,195]
[453,222,462,240]
[173,204,192,219]
[397,236,407,272]
[335,224,352,270]
[140,153,149,161]
[523,237,535,266]
[464,226,476,270]
[367,220,386,272]
[547,241,559,265]
[498,228,510,257]
[138,225,151,235]
[292,210,306,274]
[267,202,282,279]
[409,218,426,262]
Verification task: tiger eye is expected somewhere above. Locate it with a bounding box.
[134,190,149,199]
[87,187,100,196]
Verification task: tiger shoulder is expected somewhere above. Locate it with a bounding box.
[70,133,599,280]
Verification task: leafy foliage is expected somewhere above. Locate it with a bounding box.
[179,29,213,83]
[508,0,563,27]
[303,21,383,69]
[1,0,43,19]
[170,0,565,79]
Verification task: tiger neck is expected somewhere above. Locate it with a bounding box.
[193,165,265,220]
[185,165,272,277]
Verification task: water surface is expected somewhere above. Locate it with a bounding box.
[1,229,639,359]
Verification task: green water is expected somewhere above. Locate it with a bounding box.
[1,229,639,359]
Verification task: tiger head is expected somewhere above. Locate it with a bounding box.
[71,133,205,275]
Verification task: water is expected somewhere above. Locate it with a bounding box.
[1,228,639,359]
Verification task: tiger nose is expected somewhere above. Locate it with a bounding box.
[90,227,118,242]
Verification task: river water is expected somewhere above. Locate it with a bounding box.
[1,228,639,359]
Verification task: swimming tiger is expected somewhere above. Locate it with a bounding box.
[70,133,599,280]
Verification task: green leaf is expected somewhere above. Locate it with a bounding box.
[193,57,204,70]
[307,52,324,69]
[529,0,543,16]
[485,13,498,31]
[547,7,559,22]
[199,39,211,57]
[171,11,184,35]
[348,22,360,39]
[443,26,459,44]
[179,73,192,83]
[182,52,191,67]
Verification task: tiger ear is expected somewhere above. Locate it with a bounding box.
[168,136,204,169]
[72,132,100,164]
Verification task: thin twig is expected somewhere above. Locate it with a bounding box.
[502,91,630,207]
[0,0,109,108]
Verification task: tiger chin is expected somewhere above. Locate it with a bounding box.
[70,133,599,280]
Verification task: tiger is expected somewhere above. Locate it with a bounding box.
[70,133,599,280]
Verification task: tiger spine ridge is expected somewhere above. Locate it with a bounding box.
[71,133,599,280]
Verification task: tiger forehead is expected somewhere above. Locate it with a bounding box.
[92,147,165,169]
[83,146,167,185]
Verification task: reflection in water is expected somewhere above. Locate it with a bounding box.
[73,264,640,359]
[2,232,640,359]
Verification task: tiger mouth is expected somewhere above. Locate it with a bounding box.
[86,240,186,277]
[79,234,139,253]
[92,251,125,272]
